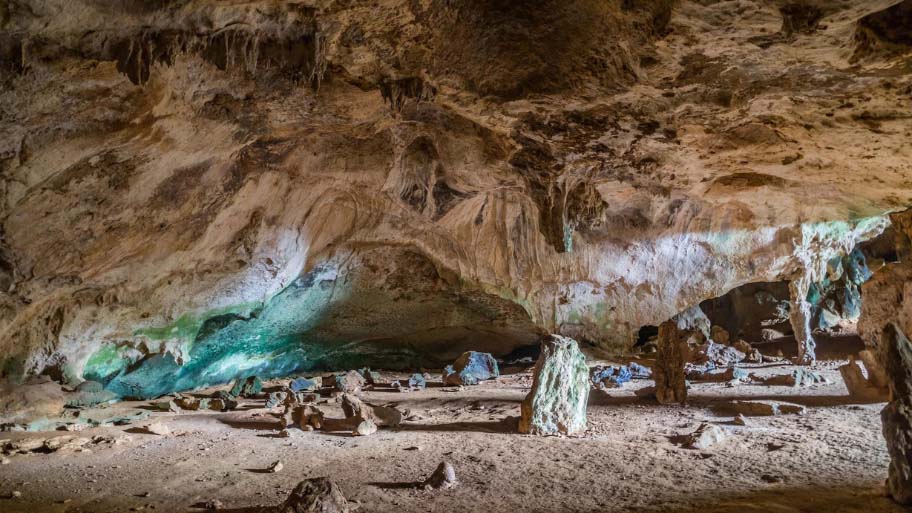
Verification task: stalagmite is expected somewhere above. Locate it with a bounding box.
[519,335,589,436]
[789,276,817,364]
[654,322,688,405]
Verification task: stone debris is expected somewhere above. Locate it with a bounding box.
[141,422,171,436]
[358,368,382,385]
[353,419,377,436]
[266,391,288,409]
[281,477,353,513]
[283,393,324,431]
[655,322,689,405]
[268,460,284,473]
[325,371,366,394]
[840,359,888,400]
[590,362,652,389]
[2,434,125,456]
[340,394,402,428]
[289,377,321,393]
[408,373,428,390]
[424,461,457,490]
[726,400,806,417]
[692,340,746,367]
[444,351,500,386]
[174,395,210,411]
[204,499,224,510]
[733,414,748,426]
[711,325,730,345]
[686,366,748,383]
[208,397,238,412]
[520,335,589,436]
[762,368,828,387]
[681,423,727,450]
[228,376,263,398]
[65,381,118,408]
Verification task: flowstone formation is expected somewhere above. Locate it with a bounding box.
[0,0,910,397]
[519,335,589,436]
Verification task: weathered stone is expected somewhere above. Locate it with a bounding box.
[711,325,730,345]
[407,373,427,390]
[353,419,377,436]
[281,477,353,513]
[208,398,238,412]
[881,323,912,504]
[268,460,284,473]
[0,378,65,425]
[424,461,457,490]
[228,376,263,398]
[691,340,745,367]
[287,405,324,431]
[681,423,727,450]
[444,352,500,386]
[655,322,688,405]
[726,400,806,417]
[141,422,171,436]
[174,395,209,411]
[358,368,382,385]
[266,391,288,409]
[340,394,402,427]
[763,368,828,387]
[686,366,747,383]
[289,377,321,393]
[325,371,365,394]
[519,335,589,436]
[840,359,888,400]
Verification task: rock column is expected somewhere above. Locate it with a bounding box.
[519,335,589,436]
[655,321,688,405]
[789,276,817,364]
[882,323,912,504]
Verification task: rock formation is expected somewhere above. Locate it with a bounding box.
[519,335,589,436]
[654,322,688,405]
[0,0,909,400]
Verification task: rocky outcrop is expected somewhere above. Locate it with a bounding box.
[0,1,908,397]
[519,335,589,436]
[881,323,912,505]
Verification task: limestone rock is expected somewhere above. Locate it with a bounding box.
[281,477,352,513]
[289,377,321,393]
[654,322,688,405]
[340,394,401,428]
[519,335,589,436]
[0,379,65,425]
[424,462,457,490]
[444,352,500,386]
[228,376,263,398]
[710,325,730,345]
[880,322,912,504]
[726,400,806,417]
[682,423,727,450]
[762,368,828,387]
[141,423,171,436]
[326,371,366,394]
[691,341,745,367]
[840,360,888,400]
[353,419,377,436]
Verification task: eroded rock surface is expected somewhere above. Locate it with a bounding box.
[519,335,589,436]
[0,0,909,397]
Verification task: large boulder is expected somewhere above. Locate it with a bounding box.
[444,351,500,386]
[519,335,589,436]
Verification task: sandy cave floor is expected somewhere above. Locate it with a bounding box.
[0,349,905,513]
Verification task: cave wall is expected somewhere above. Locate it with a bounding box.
[0,0,911,394]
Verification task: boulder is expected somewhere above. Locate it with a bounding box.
[880,323,912,504]
[358,368,382,385]
[691,340,745,367]
[444,352,500,386]
[711,325,731,345]
[519,335,589,436]
[340,393,402,427]
[228,376,263,398]
[325,371,365,394]
[281,477,353,513]
[762,368,828,387]
[0,378,66,425]
[353,419,377,436]
[655,322,688,405]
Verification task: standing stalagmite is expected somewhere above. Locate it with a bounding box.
[881,323,912,505]
[519,335,589,436]
[655,321,688,405]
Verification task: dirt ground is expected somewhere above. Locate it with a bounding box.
[0,347,903,513]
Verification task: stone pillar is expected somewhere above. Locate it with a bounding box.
[881,323,912,505]
[655,321,688,405]
[519,335,589,436]
[789,276,816,364]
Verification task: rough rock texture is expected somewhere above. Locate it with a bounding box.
[444,351,500,386]
[281,477,353,513]
[0,0,910,395]
[519,335,589,436]
[881,323,912,505]
[654,322,688,405]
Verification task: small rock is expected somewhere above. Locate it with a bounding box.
[281,477,353,513]
[289,377,321,393]
[682,423,727,450]
[325,371,365,394]
[141,423,171,436]
[353,419,377,436]
[763,368,828,387]
[204,499,223,510]
[228,376,263,398]
[444,352,500,386]
[11,490,22,499]
[726,400,806,417]
[340,394,402,427]
[733,414,747,426]
[0,456,9,465]
[268,460,284,473]
[266,392,288,409]
[424,461,457,490]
